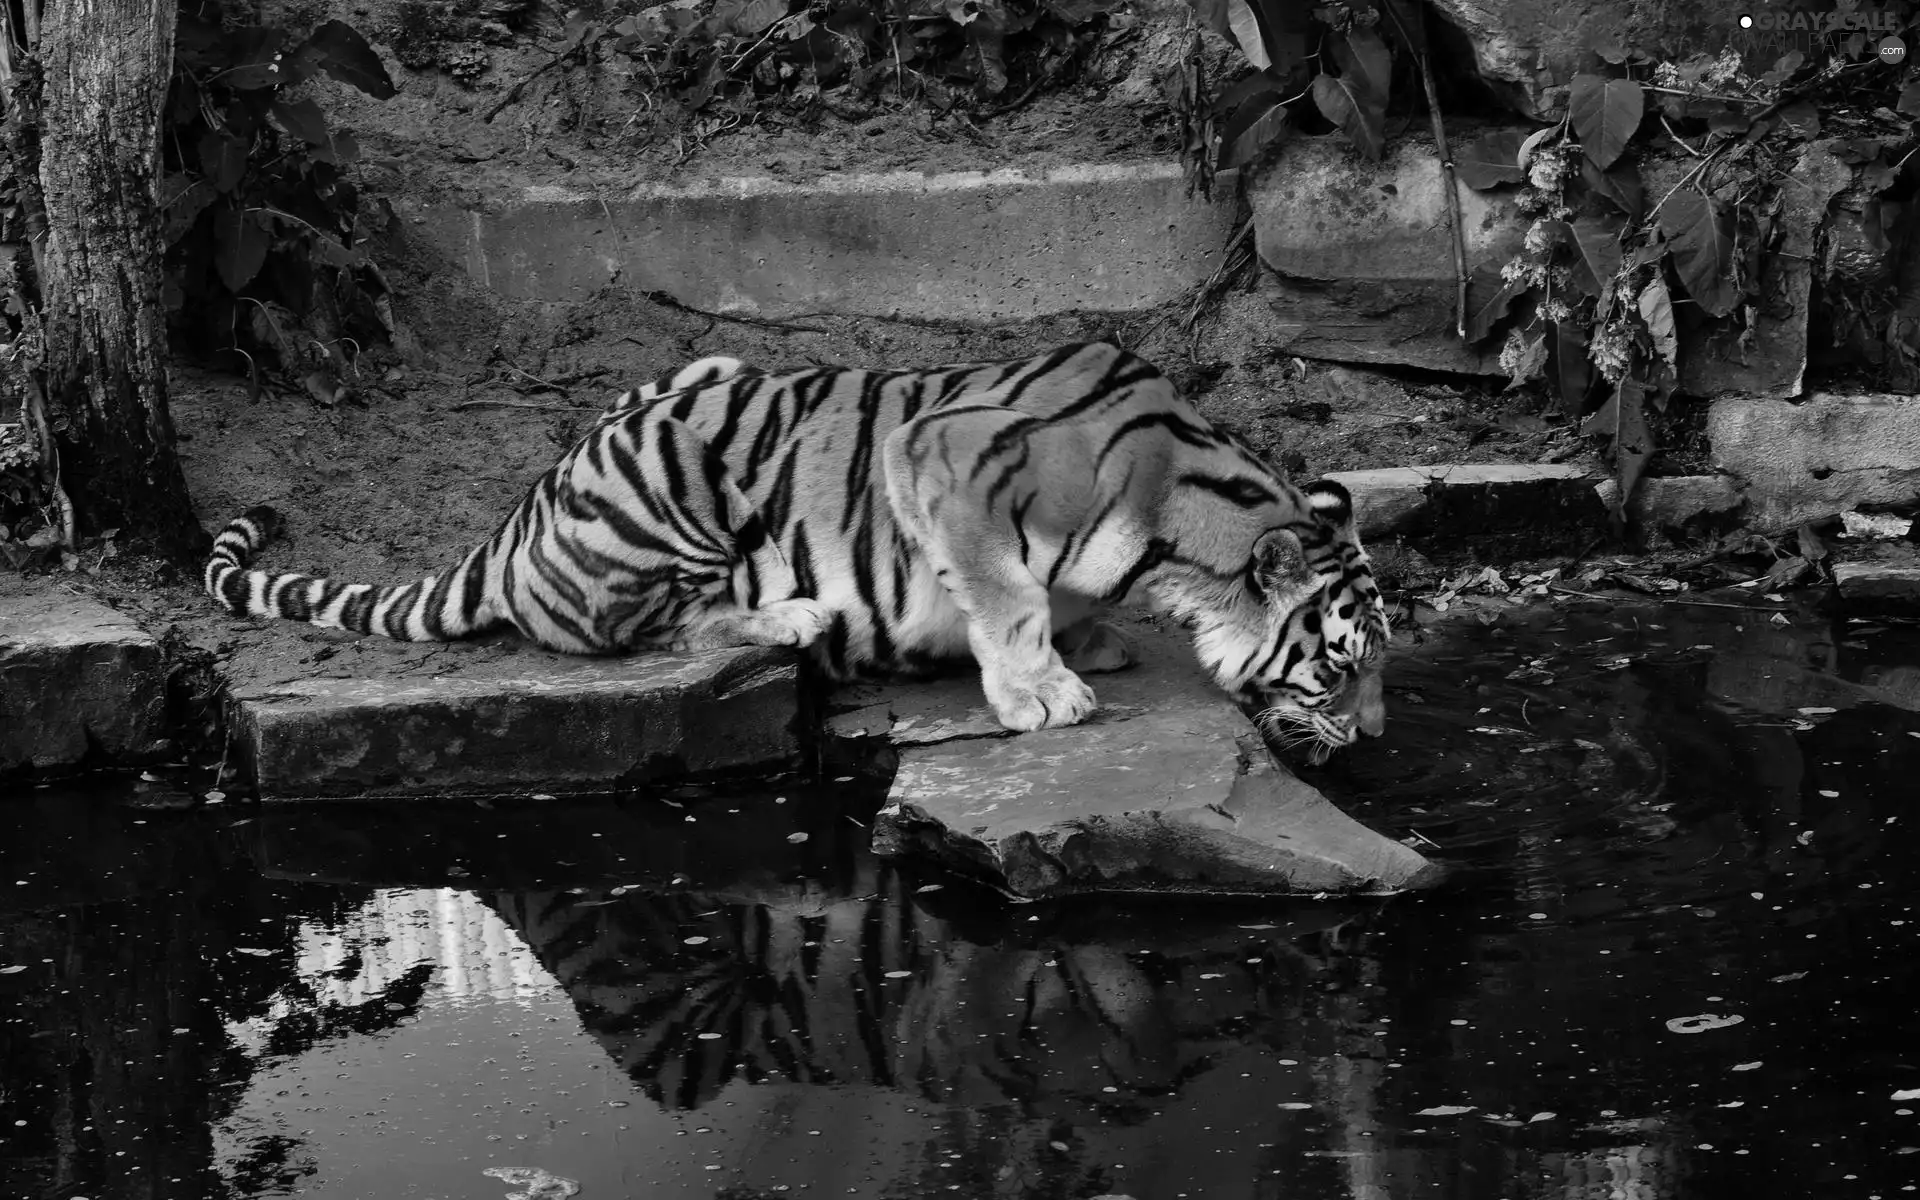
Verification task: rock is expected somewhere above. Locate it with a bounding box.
[1250,134,1522,375]
[231,646,803,799]
[0,593,168,775]
[1833,561,1920,612]
[1325,463,1599,540]
[1592,475,1744,535]
[1708,392,1920,530]
[851,615,1443,899]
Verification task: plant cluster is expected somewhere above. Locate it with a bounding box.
[1177,0,1919,531]
[1460,46,1917,526]
[545,0,1117,145]
[163,14,400,397]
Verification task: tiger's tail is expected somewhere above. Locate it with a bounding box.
[204,506,502,642]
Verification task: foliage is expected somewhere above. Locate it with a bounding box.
[551,0,1118,145]
[1467,46,1918,528]
[1172,0,1410,196]
[1177,0,1920,533]
[163,14,399,396]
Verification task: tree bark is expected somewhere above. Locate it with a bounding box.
[33,0,204,559]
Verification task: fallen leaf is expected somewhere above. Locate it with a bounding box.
[1665,1013,1744,1033]
[1415,1105,1477,1117]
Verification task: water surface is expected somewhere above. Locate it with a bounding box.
[3,597,1917,1200]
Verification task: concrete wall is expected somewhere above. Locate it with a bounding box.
[402,163,1241,321]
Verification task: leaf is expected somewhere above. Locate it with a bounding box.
[1637,276,1677,367]
[1659,191,1738,318]
[1212,72,1283,120]
[213,206,270,292]
[1465,266,1526,343]
[1223,0,1271,71]
[1547,320,1593,414]
[968,23,1008,95]
[160,175,217,246]
[300,20,398,99]
[218,26,289,90]
[1705,105,1751,137]
[1582,376,1654,526]
[1902,80,1920,119]
[197,130,249,194]
[1516,125,1557,174]
[1311,29,1391,162]
[1760,49,1804,87]
[1505,333,1547,391]
[1565,216,1624,296]
[1775,100,1819,140]
[1454,129,1527,190]
[271,98,330,146]
[1219,96,1289,169]
[1568,74,1644,170]
[311,237,366,269]
[728,0,790,33]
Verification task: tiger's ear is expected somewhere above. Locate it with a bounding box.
[1252,528,1313,597]
[1304,480,1355,534]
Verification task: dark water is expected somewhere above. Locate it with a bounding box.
[4,598,1920,1200]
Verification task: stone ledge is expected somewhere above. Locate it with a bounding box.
[839,614,1442,899]
[1592,475,1745,534]
[232,645,804,800]
[1326,463,1599,541]
[1709,392,1920,531]
[404,161,1239,321]
[1833,561,1920,612]
[0,594,168,776]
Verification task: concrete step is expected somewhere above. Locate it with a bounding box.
[829,613,1443,900]
[1,593,169,776]
[402,161,1239,322]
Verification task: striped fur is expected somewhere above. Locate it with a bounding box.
[206,342,1390,749]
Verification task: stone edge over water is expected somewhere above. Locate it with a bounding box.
[839,615,1442,899]
[0,594,169,775]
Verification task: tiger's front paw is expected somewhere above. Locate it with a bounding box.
[985,664,1097,732]
[760,598,833,647]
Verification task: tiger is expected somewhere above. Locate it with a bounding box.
[204,341,1390,753]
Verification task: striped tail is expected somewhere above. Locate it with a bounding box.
[204,506,500,642]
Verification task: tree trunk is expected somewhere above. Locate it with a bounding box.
[32,0,203,559]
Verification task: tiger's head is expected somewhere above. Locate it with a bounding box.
[1185,480,1390,762]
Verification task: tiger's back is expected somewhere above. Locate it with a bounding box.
[208,342,1389,748]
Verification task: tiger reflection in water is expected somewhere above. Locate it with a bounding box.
[484,863,1370,1116]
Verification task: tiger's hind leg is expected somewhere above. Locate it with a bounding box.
[583,413,830,655]
[882,409,1097,732]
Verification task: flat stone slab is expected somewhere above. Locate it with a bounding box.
[838,615,1442,899]
[405,161,1238,321]
[1592,475,1745,535]
[232,645,803,800]
[1326,463,1600,540]
[0,593,168,775]
[1709,392,1920,530]
[1833,561,1920,612]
